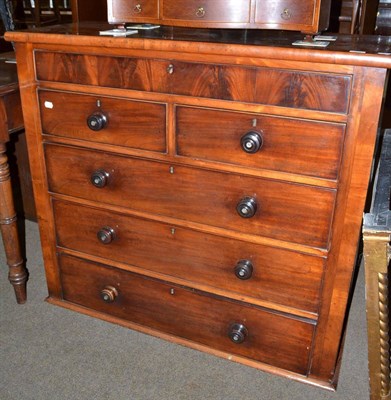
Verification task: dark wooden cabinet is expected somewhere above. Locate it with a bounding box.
[6,24,391,390]
[71,0,107,23]
[108,0,332,33]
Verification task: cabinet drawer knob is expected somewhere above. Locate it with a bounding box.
[91,170,110,188]
[281,8,292,20]
[228,323,248,344]
[236,197,258,218]
[100,286,118,303]
[87,112,108,131]
[234,260,253,280]
[134,4,142,13]
[97,227,116,244]
[196,7,206,18]
[241,131,263,154]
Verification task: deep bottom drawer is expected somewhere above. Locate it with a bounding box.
[59,254,315,375]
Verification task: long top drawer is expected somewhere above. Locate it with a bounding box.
[35,51,351,113]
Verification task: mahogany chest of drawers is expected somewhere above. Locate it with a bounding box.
[6,25,391,390]
[107,0,332,34]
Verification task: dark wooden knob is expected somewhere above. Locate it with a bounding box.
[241,131,263,154]
[100,286,118,303]
[234,260,253,280]
[97,227,116,244]
[236,197,258,218]
[91,170,110,188]
[228,323,248,344]
[87,112,107,131]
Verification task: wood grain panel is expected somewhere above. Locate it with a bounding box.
[35,51,351,112]
[110,0,159,21]
[59,253,315,375]
[255,0,316,26]
[53,199,325,313]
[39,90,166,152]
[253,68,350,113]
[176,106,345,179]
[45,144,336,249]
[161,0,251,23]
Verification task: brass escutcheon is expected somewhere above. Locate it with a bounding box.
[281,8,292,20]
[167,64,174,74]
[196,7,206,18]
[134,4,142,13]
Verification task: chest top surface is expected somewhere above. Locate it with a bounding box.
[5,23,391,70]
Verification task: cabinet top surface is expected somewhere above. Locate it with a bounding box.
[5,22,391,68]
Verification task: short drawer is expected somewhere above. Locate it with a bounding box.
[161,0,251,23]
[53,200,324,313]
[35,51,351,113]
[45,144,336,249]
[176,106,346,179]
[59,253,314,375]
[255,0,315,27]
[110,0,159,21]
[39,90,166,152]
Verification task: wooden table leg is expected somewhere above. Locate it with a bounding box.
[0,142,28,303]
[363,232,391,400]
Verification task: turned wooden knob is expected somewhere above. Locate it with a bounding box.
[241,131,263,154]
[91,170,110,188]
[234,260,253,280]
[87,112,107,131]
[236,196,258,218]
[97,227,116,244]
[100,286,118,303]
[228,323,248,344]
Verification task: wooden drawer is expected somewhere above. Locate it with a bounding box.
[176,106,346,179]
[53,200,325,314]
[110,0,159,21]
[59,253,315,374]
[255,0,316,27]
[45,144,336,249]
[39,90,166,152]
[161,0,251,23]
[35,51,351,113]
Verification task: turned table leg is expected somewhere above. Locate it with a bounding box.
[0,142,28,303]
[363,233,391,400]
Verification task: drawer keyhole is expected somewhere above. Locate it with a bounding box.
[167,64,174,74]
